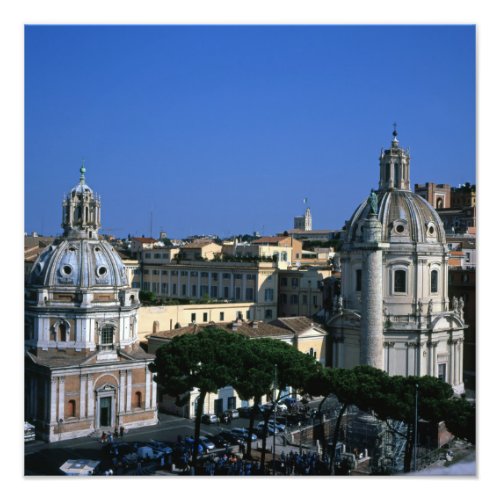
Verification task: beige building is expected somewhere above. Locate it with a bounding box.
[278,266,332,318]
[139,259,279,322]
[179,240,222,261]
[147,317,328,417]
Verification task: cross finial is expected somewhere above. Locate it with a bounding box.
[80,159,86,183]
[392,122,398,138]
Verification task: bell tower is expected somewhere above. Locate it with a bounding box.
[62,164,101,239]
[378,125,411,191]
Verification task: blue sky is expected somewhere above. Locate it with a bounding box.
[25,25,475,239]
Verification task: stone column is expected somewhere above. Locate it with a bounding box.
[126,371,132,412]
[80,375,86,418]
[358,214,388,370]
[58,377,65,421]
[152,377,157,409]
[87,375,94,418]
[119,371,126,413]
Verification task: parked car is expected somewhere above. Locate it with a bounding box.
[237,406,253,418]
[257,423,277,435]
[148,440,173,455]
[258,420,285,432]
[201,413,219,425]
[231,427,257,442]
[210,434,231,448]
[217,431,245,446]
[199,436,216,452]
[184,436,204,455]
[227,409,239,419]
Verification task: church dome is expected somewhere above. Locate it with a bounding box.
[344,128,446,247]
[345,189,447,245]
[29,237,129,289]
[28,165,128,289]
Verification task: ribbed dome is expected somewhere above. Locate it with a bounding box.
[29,238,128,288]
[345,190,447,245]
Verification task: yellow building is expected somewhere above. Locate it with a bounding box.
[139,259,279,323]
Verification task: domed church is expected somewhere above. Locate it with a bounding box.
[328,129,465,394]
[25,166,158,442]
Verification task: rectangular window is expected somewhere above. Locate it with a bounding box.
[235,287,241,300]
[192,285,197,296]
[291,278,299,288]
[394,270,406,293]
[220,312,224,321]
[265,309,273,319]
[144,253,151,259]
[246,310,250,320]
[181,284,187,296]
[355,269,362,292]
[161,270,167,275]
[280,293,287,304]
[143,269,150,275]
[161,283,167,294]
[246,288,254,301]
[313,295,318,307]
[200,285,208,296]
[212,273,219,281]
[201,272,209,278]
[153,269,159,275]
[222,273,231,279]
[181,271,188,276]
[154,253,161,259]
[191,313,196,323]
[302,294,307,305]
[247,274,255,280]
[203,312,208,322]
[172,283,177,295]
[265,288,274,302]
[190,271,198,277]
[171,270,178,276]
[234,274,242,280]
[224,287,229,299]
[431,270,438,293]
[438,363,446,382]
[280,277,288,286]
[227,396,237,410]
[132,281,140,289]
[291,294,298,305]
[211,285,218,298]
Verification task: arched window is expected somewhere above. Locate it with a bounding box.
[67,399,76,418]
[153,321,159,334]
[394,270,407,293]
[59,322,67,342]
[134,391,142,409]
[431,270,439,293]
[436,198,443,209]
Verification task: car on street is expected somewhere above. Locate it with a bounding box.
[258,420,286,432]
[201,413,219,425]
[237,406,253,418]
[217,430,245,445]
[210,434,231,448]
[199,436,216,452]
[184,436,204,455]
[231,427,257,441]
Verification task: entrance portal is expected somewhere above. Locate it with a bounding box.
[99,396,112,427]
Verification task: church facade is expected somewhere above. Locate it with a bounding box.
[25,166,158,442]
[328,130,465,394]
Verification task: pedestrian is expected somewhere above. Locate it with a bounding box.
[114,427,119,439]
[119,425,124,438]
